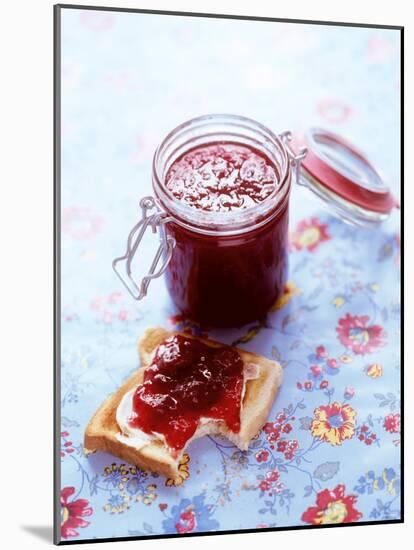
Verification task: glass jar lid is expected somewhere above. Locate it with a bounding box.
[291,128,399,227]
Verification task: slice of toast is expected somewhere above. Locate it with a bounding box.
[84,327,283,481]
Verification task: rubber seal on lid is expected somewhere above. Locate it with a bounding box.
[292,129,398,227]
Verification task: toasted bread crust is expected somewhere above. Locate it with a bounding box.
[84,327,283,481]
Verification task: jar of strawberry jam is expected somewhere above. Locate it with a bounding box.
[113,114,397,327]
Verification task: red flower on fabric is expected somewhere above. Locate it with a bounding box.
[384,413,400,434]
[255,449,270,463]
[261,415,299,459]
[290,217,330,252]
[60,431,75,457]
[357,423,378,446]
[61,487,93,539]
[266,470,280,483]
[175,507,196,534]
[316,345,328,358]
[259,480,271,492]
[302,484,362,525]
[336,314,386,355]
[259,470,284,495]
[263,422,277,434]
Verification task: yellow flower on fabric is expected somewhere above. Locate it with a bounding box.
[385,477,399,497]
[271,280,303,311]
[311,402,357,445]
[301,484,362,524]
[319,500,349,524]
[166,453,191,487]
[333,296,345,308]
[366,363,383,378]
[290,217,331,252]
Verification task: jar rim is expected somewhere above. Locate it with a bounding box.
[152,114,291,236]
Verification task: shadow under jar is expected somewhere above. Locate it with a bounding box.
[114,115,306,327]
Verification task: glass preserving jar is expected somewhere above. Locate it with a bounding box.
[113,114,397,328]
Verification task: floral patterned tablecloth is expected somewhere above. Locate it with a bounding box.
[58,8,401,542]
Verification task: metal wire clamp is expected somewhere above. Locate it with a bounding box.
[112,196,176,300]
[279,131,308,185]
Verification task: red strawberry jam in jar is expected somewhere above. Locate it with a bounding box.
[113,114,307,327]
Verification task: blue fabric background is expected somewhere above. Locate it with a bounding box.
[59,8,401,542]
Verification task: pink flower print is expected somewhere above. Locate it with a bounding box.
[336,314,386,355]
[62,207,104,240]
[80,11,115,31]
[367,36,394,64]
